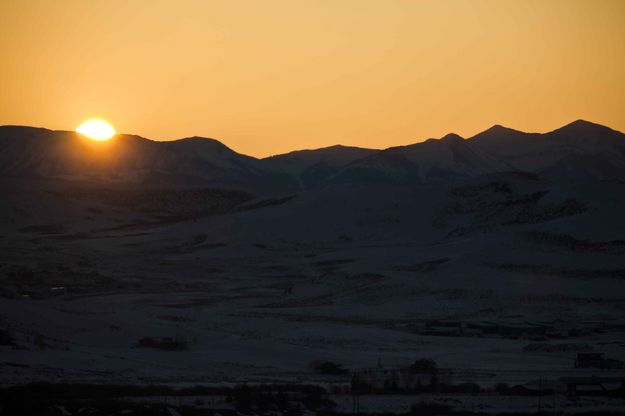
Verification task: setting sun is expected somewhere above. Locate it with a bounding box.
[76,119,116,141]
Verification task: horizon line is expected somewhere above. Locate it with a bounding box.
[1,118,621,159]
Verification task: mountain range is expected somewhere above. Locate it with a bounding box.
[1,120,624,191]
[2,119,625,392]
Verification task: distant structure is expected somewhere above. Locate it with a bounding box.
[575,353,624,369]
[351,359,450,393]
[561,377,625,397]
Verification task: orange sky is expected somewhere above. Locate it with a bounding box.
[1,0,624,157]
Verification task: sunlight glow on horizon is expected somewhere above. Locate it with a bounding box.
[76,119,116,141]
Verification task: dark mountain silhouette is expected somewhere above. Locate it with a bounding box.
[468,124,539,148]
[0,126,296,190]
[1,120,624,191]
[166,136,261,171]
[468,119,625,178]
[263,145,377,188]
[328,132,513,185]
[551,119,622,138]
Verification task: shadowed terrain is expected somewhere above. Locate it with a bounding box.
[1,121,625,414]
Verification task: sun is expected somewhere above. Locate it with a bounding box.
[76,118,116,141]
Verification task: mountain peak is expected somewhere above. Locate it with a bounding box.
[564,119,601,128]
[177,136,223,144]
[263,144,375,160]
[482,124,521,134]
[440,133,464,142]
[551,119,620,137]
[172,136,236,153]
[468,124,533,143]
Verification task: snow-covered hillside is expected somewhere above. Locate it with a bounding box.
[1,121,625,391]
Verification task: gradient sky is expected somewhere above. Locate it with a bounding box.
[1,0,624,157]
